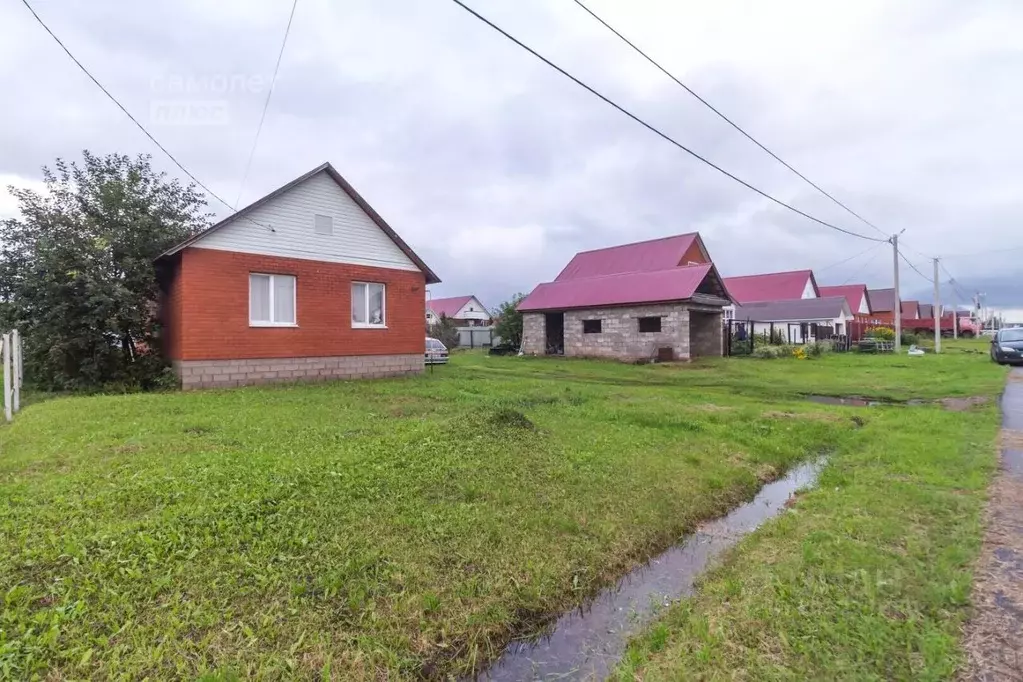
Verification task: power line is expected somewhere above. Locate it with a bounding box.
[21,0,277,232]
[900,249,932,284]
[818,242,884,274]
[448,0,887,244]
[235,0,299,207]
[20,0,239,214]
[569,0,888,239]
[840,242,886,285]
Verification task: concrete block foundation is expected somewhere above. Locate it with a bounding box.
[173,353,424,389]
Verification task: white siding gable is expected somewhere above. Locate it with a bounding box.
[801,277,817,299]
[454,297,490,321]
[193,171,418,271]
[858,292,870,315]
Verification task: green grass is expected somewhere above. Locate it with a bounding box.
[0,342,1005,679]
[614,340,1007,680]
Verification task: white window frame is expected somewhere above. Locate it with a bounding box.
[249,273,297,327]
[352,281,387,329]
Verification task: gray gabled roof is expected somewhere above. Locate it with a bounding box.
[867,287,897,313]
[157,162,440,284]
[733,296,852,323]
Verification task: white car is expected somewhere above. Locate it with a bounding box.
[425,337,449,365]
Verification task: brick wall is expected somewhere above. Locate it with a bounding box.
[563,304,691,360]
[521,313,546,354]
[174,353,423,390]
[168,247,427,362]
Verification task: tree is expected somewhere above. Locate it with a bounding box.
[428,313,459,349]
[0,151,210,391]
[493,293,526,348]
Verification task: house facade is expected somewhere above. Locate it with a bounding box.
[722,269,819,320]
[517,233,732,361]
[819,284,872,321]
[733,296,854,341]
[866,288,899,323]
[157,163,440,389]
[426,295,491,327]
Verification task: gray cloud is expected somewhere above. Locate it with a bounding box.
[3,0,1023,312]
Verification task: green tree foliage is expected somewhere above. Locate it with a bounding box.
[0,151,210,391]
[494,293,526,348]
[428,313,459,349]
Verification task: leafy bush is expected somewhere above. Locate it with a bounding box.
[802,341,830,357]
[0,151,209,391]
[752,345,791,359]
[493,293,526,349]
[901,332,921,346]
[866,326,895,341]
[428,313,459,349]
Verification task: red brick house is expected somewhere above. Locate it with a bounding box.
[156,162,440,389]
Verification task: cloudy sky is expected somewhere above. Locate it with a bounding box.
[3,0,1022,309]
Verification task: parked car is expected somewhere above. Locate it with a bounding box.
[425,337,449,365]
[990,328,1023,365]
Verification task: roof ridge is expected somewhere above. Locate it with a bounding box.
[723,268,812,280]
[573,232,697,255]
[544,262,711,284]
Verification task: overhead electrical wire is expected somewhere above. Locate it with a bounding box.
[897,249,931,283]
[448,0,888,244]
[20,0,275,232]
[840,242,886,285]
[817,242,885,274]
[568,0,889,239]
[234,0,299,207]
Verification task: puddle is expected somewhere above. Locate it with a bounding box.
[474,460,824,682]
[1001,369,1023,476]
[806,395,926,407]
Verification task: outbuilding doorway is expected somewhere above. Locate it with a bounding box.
[545,312,564,355]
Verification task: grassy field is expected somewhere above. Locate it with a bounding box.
[614,340,1007,680]
[0,342,1005,679]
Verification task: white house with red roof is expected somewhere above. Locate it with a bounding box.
[426,295,491,327]
[818,284,871,319]
[517,233,733,361]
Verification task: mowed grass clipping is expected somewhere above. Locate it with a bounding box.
[614,344,1008,680]
[0,342,1003,679]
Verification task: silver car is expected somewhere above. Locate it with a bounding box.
[425,337,449,365]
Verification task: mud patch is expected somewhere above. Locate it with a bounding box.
[940,396,990,412]
[763,410,842,423]
[999,430,1023,451]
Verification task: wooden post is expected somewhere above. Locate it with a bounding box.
[3,333,11,423]
[11,329,20,413]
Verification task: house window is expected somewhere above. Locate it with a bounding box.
[314,214,333,235]
[352,282,386,327]
[582,319,602,334]
[724,308,735,321]
[249,273,296,326]
[638,316,662,333]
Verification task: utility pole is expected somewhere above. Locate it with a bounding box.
[932,258,941,353]
[892,232,902,353]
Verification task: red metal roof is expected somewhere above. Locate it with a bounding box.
[867,288,897,312]
[427,295,476,318]
[902,300,920,319]
[554,233,704,281]
[518,264,718,312]
[723,270,817,304]
[819,285,869,314]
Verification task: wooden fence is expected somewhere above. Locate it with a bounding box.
[2,329,23,422]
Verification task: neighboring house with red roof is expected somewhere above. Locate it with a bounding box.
[156,162,439,389]
[426,295,491,327]
[902,300,920,320]
[865,288,899,323]
[819,284,872,321]
[517,233,732,361]
[723,269,819,305]
[734,296,855,341]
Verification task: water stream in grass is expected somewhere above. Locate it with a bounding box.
[475,459,825,682]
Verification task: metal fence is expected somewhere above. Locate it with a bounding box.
[723,319,847,356]
[455,326,501,349]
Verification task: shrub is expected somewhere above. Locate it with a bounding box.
[802,341,830,358]
[865,326,895,341]
[428,313,459,349]
[752,345,791,359]
[901,332,921,346]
